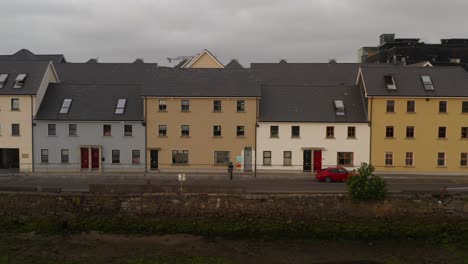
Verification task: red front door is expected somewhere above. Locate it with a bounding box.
[91,148,100,169]
[81,148,89,169]
[313,150,322,171]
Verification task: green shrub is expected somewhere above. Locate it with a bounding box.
[346,163,387,201]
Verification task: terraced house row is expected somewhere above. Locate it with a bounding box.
[1,49,468,175]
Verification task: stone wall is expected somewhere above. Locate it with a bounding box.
[0,192,467,221]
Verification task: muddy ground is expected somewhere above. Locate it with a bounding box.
[0,232,466,264]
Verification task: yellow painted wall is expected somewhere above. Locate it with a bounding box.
[187,53,223,68]
[0,95,33,172]
[369,97,468,173]
[146,97,257,171]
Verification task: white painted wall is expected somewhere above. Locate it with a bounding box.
[256,122,370,172]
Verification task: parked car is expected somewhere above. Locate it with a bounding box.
[316,166,357,182]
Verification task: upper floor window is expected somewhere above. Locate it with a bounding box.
[291,126,300,138]
[463,101,468,113]
[11,98,19,111]
[421,75,434,90]
[213,100,222,112]
[406,126,414,138]
[103,124,112,136]
[270,126,279,138]
[384,75,396,90]
[386,100,395,113]
[59,99,72,114]
[439,101,447,113]
[48,124,56,136]
[69,124,77,136]
[326,126,335,138]
[406,100,415,113]
[115,99,126,114]
[181,125,190,136]
[12,124,20,136]
[347,126,356,138]
[124,124,133,137]
[438,127,446,139]
[213,125,222,137]
[0,74,8,88]
[13,74,27,89]
[237,100,245,112]
[236,126,245,137]
[462,127,468,139]
[159,125,167,136]
[181,100,190,112]
[386,126,394,138]
[158,100,167,111]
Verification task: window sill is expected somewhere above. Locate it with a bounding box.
[158,135,168,138]
[384,165,394,167]
[111,163,121,165]
[124,135,134,138]
[180,111,191,113]
[236,136,245,138]
[262,164,272,166]
[10,109,20,112]
[291,136,300,139]
[212,111,223,113]
[347,137,357,140]
[459,166,468,169]
[385,137,395,139]
[236,111,246,113]
[68,135,78,137]
[405,137,415,140]
[385,112,396,114]
[437,138,447,140]
[158,110,167,113]
[461,138,468,140]
[269,136,279,139]
[102,136,112,138]
[213,136,223,138]
[406,112,416,114]
[405,165,415,168]
[325,137,335,139]
[172,163,189,166]
[11,135,21,137]
[48,135,57,137]
[436,166,447,168]
[180,136,191,138]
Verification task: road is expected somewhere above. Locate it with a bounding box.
[0,172,467,194]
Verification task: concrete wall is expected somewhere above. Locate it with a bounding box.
[33,121,145,172]
[369,97,468,173]
[256,122,370,171]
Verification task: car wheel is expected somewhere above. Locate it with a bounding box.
[325,176,332,183]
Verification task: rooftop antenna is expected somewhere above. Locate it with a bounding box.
[167,56,194,64]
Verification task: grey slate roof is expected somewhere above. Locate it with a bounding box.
[142,69,261,97]
[0,49,66,63]
[259,85,368,123]
[55,63,158,84]
[225,59,244,69]
[0,61,49,95]
[360,66,468,97]
[35,83,143,121]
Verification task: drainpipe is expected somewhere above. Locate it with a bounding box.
[144,96,147,173]
[30,96,34,172]
[369,97,373,165]
[254,97,259,178]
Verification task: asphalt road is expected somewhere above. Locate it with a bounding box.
[0,172,467,194]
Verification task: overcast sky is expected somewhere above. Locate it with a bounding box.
[2,0,468,66]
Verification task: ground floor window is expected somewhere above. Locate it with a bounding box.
[385,152,393,166]
[61,149,69,163]
[283,151,292,166]
[437,152,445,167]
[172,150,188,164]
[405,152,413,166]
[337,152,353,166]
[41,149,48,163]
[263,151,271,165]
[214,151,230,165]
[112,150,120,164]
[461,153,468,167]
[132,150,140,164]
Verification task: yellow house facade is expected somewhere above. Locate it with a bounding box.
[360,66,468,174]
[177,49,224,69]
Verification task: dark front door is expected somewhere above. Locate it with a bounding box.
[150,150,159,170]
[303,150,312,172]
[244,147,252,171]
[91,148,100,169]
[313,150,322,171]
[80,148,89,169]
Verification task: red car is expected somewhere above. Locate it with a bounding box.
[316,166,355,182]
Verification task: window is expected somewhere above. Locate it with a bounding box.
[421,75,434,90]
[213,125,222,137]
[115,99,126,114]
[124,124,132,137]
[69,124,77,136]
[438,127,446,139]
[406,126,414,138]
[236,126,245,137]
[334,100,345,116]
[385,152,393,166]
[237,100,245,112]
[61,149,69,164]
[172,150,188,164]
[263,151,271,165]
[439,101,447,113]
[0,74,8,88]
[291,126,300,138]
[48,124,56,136]
[132,150,140,164]
[158,100,167,111]
[384,75,396,90]
[283,151,292,166]
[462,127,468,139]
[386,126,394,138]
[11,99,19,110]
[181,125,190,136]
[159,125,167,136]
[213,100,222,112]
[461,153,468,167]
[337,152,353,166]
[437,152,445,166]
[41,149,48,163]
[103,125,111,136]
[405,152,414,166]
[181,100,190,111]
[13,74,27,88]
[386,100,395,113]
[463,101,468,113]
[12,124,20,136]
[270,126,279,138]
[407,100,415,113]
[214,151,230,165]
[347,127,356,138]
[112,150,120,164]
[326,126,335,138]
[59,99,72,114]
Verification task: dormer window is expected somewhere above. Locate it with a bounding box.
[384,75,396,90]
[421,75,434,90]
[59,99,72,114]
[115,99,126,114]
[13,74,27,88]
[334,100,345,116]
[0,74,8,88]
